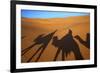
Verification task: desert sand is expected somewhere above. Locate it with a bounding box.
[21,15,90,63]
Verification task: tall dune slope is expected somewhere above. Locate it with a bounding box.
[21,16,90,63]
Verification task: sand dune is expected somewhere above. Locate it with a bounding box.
[21,15,90,63]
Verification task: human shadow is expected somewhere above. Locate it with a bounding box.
[52,29,84,61]
[22,30,57,62]
[74,33,90,49]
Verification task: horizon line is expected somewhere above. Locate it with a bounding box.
[21,15,89,19]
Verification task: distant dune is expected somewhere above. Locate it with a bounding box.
[21,15,90,63]
[22,16,89,29]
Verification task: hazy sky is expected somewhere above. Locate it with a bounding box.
[21,10,89,18]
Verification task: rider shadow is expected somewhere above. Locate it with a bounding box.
[22,30,57,62]
[74,33,90,49]
[52,29,84,61]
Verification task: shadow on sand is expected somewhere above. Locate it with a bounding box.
[52,29,84,61]
[21,36,26,39]
[74,33,90,49]
[22,30,57,62]
[22,29,89,62]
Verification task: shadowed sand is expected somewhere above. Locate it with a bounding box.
[21,16,90,63]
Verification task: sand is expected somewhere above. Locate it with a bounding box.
[21,15,90,63]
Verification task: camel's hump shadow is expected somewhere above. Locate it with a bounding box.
[52,29,84,61]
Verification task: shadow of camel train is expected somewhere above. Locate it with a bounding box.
[22,29,90,62]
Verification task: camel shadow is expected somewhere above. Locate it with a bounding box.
[22,30,57,62]
[52,29,84,61]
[22,34,45,56]
[74,33,90,49]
